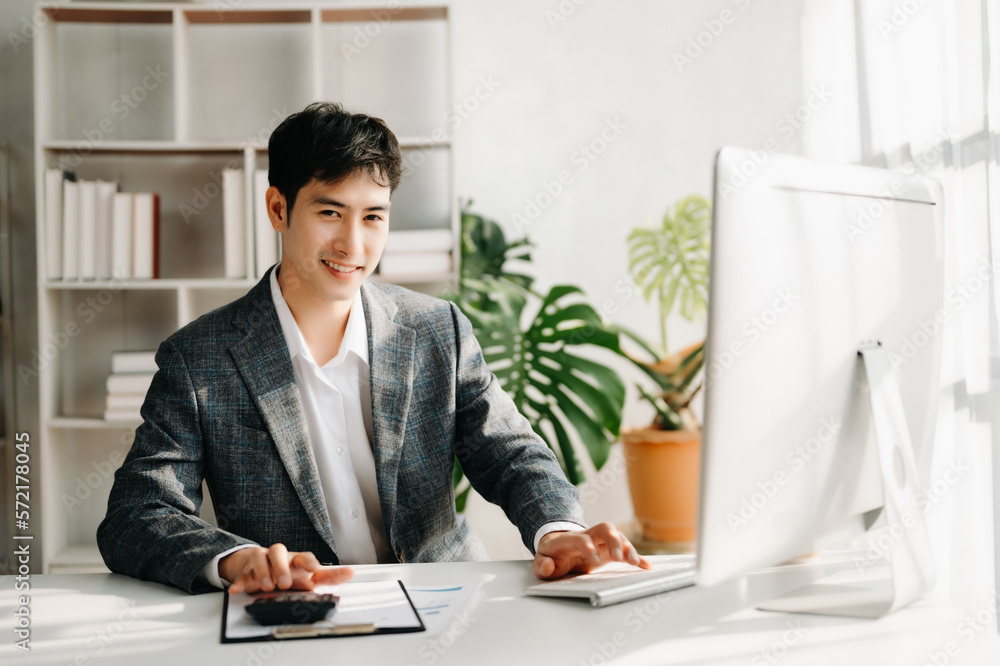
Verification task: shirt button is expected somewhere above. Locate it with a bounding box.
[337,447,344,456]
[352,508,360,518]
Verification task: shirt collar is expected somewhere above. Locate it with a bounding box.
[269,264,370,369]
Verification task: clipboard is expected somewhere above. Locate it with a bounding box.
[221,580,426,643]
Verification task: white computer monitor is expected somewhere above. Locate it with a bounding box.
[695,147,944,617]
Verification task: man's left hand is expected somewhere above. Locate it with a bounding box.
[532,523,652,579]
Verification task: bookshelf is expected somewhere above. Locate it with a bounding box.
[33,1,457,573]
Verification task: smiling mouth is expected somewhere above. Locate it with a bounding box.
[321,259,361,273]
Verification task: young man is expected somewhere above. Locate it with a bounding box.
[98,102,649,594]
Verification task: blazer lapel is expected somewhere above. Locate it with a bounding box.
[360,282,415,540]
[228,272,338,556]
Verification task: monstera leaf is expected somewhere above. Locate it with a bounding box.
[446,207,630,510]
[460,283,626,486]
[627,194,711,354]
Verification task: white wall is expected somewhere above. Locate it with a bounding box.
[439,0,816,558]
[0,0,825,564]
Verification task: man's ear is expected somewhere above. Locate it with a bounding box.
[265,186,288,232]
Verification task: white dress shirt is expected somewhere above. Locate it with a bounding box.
[203,267,582,588]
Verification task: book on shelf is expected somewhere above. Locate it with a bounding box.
[223,168,246,279]
[111,192,133,279]
[78,180,97,280]
[51,177,159,282]
[105,393,146,410]
[44,168,69,280]
[384,229,453,254]
[254,169,280,278]
[94,180,117,280]
[105,372,155,395]
[61,178,80,279]
[377,251,452,278]
[110,350,157,374]
[132,192,160,279]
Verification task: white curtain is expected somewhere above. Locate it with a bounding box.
[802,0,998,612]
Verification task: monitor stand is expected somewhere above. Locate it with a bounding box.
[757,343,937,618]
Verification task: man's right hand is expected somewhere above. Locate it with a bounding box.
[220,544,354,595]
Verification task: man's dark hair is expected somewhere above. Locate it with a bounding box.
[267,102,402,216]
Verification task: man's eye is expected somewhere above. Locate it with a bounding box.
[366,215,385,222]
[320,210,338,217]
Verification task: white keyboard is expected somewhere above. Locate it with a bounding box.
[524,555,697,608]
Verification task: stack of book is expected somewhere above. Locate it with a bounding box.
[45,169,160,281]
[378,229,453,279]
[104,351,157,422]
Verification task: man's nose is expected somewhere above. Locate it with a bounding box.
[333,217,364,257]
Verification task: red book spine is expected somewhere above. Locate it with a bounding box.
[152,192,160,279]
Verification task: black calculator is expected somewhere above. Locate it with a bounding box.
[245,591,339,625]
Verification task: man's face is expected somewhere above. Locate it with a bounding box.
[271,171,390,307]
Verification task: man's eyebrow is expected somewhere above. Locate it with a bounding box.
[311,196,390,211]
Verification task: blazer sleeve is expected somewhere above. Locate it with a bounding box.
[448,302,586,552]
[97,339,257,594]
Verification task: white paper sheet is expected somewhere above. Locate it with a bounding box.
[224,580,422,640]
[406,581,483,635]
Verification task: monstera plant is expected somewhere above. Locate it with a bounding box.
[446,205,628,510]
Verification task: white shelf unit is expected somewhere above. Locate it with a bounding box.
[33,1,457,573]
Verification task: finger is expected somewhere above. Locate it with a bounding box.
[589,524,627,562]
[249,548,275,592]
[289,551,322,573]
[532,554,556,579]
[267,543,292,589]
[623,540,652,569]
[313,566,355,586]
[229,572,256,595]
[539,533,600,575]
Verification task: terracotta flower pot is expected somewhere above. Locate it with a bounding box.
[621,427,701,543]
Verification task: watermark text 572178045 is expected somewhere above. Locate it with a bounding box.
[12,431,33,652]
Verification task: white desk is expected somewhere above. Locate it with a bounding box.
[2,556,998,665]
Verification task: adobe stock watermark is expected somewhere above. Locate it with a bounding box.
[842,128,953,242]
[341,1,405,62]
[179,158,242,224]
[704,288,799,385]
[580,451,627,505]
[877,0,932,40]
[53,65,171,171]
[179,108,287,223]
[888,258,1000,370]
[750,620,808,666]
[7,0,71,54]
[17,274,128,386]
[853,457,970,574]
[408,610,476,665]
[561,273,642,350]
[672,0,754,73]
[727,417,841,533]
[577,589,678,666]
[235,637,285,666]
[402,75,501,179]
[546,0,589,31]
[71,600,141,663]
[210,0,251,21]
[717,85,834,201]
[61,439,130,515]
[510,117,626,234]
[922,590,999,666]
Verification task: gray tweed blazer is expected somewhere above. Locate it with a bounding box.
[97,268,583,593]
